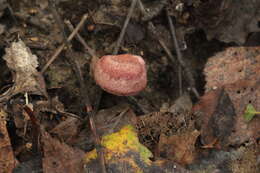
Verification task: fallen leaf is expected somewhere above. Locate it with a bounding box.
[204,47,260,91]
[41,130,85,173]
[84,125,191,173]
[158,130,200,165]
[84,125,153,172]
[224,79,260,145]
[202,46,260,146]
[193,89,236,148]
[0,108,16,173]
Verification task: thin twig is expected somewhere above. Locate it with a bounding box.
[150,32,184,95]
[41,14,88,73]
[166,9,200,98]
[137,0,146,15]
[73,60,92,109]
[112,0,147,114]
[147,22,177,64]
[138,0,198,98]
[178,66,183,95]
[23,105,41,152]
[64,20,97,60]
[72,59,106,173]
[85,93,106,173]
[113,0,138,55]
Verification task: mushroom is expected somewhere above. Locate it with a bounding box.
[93,54,147,96]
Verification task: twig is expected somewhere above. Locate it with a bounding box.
[178,66,183,95]
[72,59,106,173]
[44,11,105,171]
[64,20,97,60]
[138,0,199,98]
[113,0,138,55]
[127,96,148,114]
[23,105,41,152]
[73,59,92,110]
[166,9,200,98]
[147,22,177,64]
[88,114,106,173]
[41,14,88,73]
[137,0,146,15]
[148,22,183,96]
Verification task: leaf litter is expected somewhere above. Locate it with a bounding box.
[0,0,259,173]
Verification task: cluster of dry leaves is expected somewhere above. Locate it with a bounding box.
[0,41,259,173]
[0,0,259,173]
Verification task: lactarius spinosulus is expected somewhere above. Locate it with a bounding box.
[93,54,147,96]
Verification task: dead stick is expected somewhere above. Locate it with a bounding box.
[73,61,106,173]
[41,14,88,73]
[64,20,97,60]
[88,110,106,173]
[113,0,138,55]
[166,10,200,98]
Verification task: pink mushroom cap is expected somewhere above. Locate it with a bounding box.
[94,54,147,96]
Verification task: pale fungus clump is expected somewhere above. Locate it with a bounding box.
[93,54,147,96]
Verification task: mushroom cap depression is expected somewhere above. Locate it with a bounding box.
[94,54,147,96]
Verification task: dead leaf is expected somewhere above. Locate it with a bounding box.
[50,116,81,144]
[94,104,137,136]
[202,46,260,146]
[84,125,191,173]
[224,79,260,145]
[204,47,260,91]
[41,130,85,173]
[136,100,194,151]
[158,130,200,165]
[193,89,236,148]
[0,108,16,173]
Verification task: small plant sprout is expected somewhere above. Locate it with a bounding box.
[243,104,260,122]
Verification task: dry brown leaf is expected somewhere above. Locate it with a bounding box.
[158,130,200,165]
[224,79,260,145]
[41,130,85,173]
[50,116,81,144]
[136,95,194,151]
[202,46,260,146]
[0,108,16,173]
[84,125,191,173]
[94,104,137,136]
[193,89,236,148]
[0,40,47,102]
[204,47,260,91]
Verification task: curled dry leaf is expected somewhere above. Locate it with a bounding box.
[0,40,47,102]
